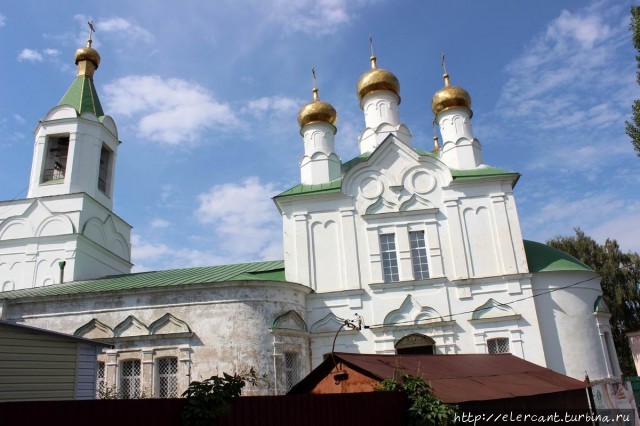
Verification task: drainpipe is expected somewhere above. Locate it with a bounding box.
[58,260,66,284]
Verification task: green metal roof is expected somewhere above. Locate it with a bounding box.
[450,166,519,182]
[523,240,592,273]
[0,260,286,300]
[275,179,343,199]
[59,75,104,117]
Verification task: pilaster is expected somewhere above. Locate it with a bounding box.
[444,199,469,279]
[339,208,361,289]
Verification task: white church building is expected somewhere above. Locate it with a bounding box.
[0,38,620,398]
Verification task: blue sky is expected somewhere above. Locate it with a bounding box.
[0,0,638,272]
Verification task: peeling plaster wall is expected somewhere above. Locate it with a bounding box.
[3,280,310,396]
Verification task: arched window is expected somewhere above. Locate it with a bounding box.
[120,359,141,398]
[395,334,435,355]
[157,357,178,398]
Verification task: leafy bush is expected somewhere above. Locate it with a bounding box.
[181,368,264,426]
[380,374,457,426]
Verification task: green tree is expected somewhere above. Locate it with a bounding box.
[547,229,640,376]
[380,374,458,426]
[626,6,640,156]
[181,368,265,426]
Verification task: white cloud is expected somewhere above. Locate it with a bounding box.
[195,177,282,259]
[42,48,60,57]
[17,49,43,62]
[150,218,171,228]
[13,114,25,125]
[259,0,375,35]
[130,234,230,272]
[17,47,61,63]
[0,13,6,27]
[497,2,633,131]
[591,208,640,254]
[244,96,301,119]
[97,17,154,43]
[103,75,240,146]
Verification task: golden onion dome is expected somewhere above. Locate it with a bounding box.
[297,88,338,128]
[74,46,101,69]
[356,56,400,103]
[431,72,472,116]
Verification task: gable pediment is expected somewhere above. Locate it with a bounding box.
[384,295,443,326]
[471,298,518,320]
[343,137,450,216]
[148,313,191,335]
[114,315,149,337]
[310,313,344,333]
[272,310,307,332]
[74,318,114,339]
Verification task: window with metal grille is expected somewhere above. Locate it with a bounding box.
[284,352,300,392]
[120,360,141,399]
[487,338,510,354]
[380,234,399,282]
[409,231,429,280]
[96,361,105,397]
[158,357,178,398]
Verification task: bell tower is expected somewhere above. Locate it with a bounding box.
[27,23,119,210]
[0,23,131,291]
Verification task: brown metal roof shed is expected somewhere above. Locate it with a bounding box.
[289,352,590,404]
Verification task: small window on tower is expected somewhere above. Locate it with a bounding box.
[98,145,112,194]
[42,135,70,183]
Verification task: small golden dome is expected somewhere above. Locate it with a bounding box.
[356,56,400,103]
[297,88,338,128]
[431,73,471,116]
[74,46,101,69]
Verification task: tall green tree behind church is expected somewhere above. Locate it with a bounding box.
[547,229,640,376]
[626,6,640,156]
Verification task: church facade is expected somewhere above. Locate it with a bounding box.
[0,39,619,398]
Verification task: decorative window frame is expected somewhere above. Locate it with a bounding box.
[97,345,192,399]
[469,298,523,357]
[270,310,309,396]
[365,212,444,286]
[486,337,510,354]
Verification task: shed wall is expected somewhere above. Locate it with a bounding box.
[0,323,78,401]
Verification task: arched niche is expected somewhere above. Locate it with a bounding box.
[395,333,435,355]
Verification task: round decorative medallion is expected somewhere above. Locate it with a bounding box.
[360,177,383,199]
[410,171,435,194]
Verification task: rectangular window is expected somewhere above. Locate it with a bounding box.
[410,231,430,280]
[42,135,69,183]
[380,234,399,282]
[487,338,510,354]
[98,145,112,194]
[120,359,141,399]
[284,352,300,392]
[96,361,105,397]
[158,357,178,398]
